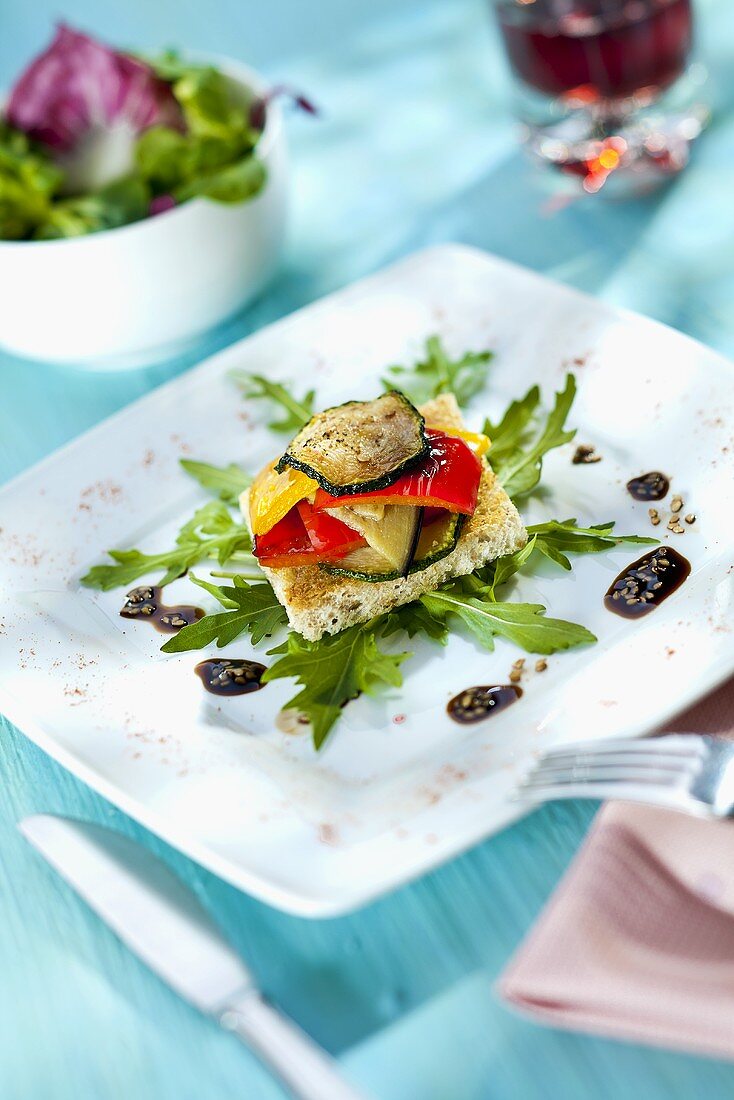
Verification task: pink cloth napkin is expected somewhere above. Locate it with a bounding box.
[498,675,734,1060]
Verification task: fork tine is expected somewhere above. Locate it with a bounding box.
[528,752,698,782]
[532,740,704,780]
[516,735,715,814]
[534,756,698,781]
[539,734,704,762]
[531,753,696,776]
[515,779,698,810]
[522,763,693,788]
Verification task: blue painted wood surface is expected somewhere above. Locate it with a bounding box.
[2,1,734,1096]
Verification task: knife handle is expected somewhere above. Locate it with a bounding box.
[220,990,368,1100]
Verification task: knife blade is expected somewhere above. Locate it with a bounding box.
[20,814,367,1100]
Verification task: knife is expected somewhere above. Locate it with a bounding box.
[19,815,367,1100]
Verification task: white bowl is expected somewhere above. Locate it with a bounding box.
[0,58,287,368]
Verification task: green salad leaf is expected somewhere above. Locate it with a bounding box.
[34,176,150,239]
[231,371,316,432]
[383,600,450,644]
[0,120,63,239]
[420,589,596,655]
[382,335,493,408]
[467,520,655,594]
[485,374,577,500]
[134,127,192,192]
[172,65,258,144]
[485,537,539,596]
[134,61,265,209]
[263,621,410,749]
[174,155,266,204]
[162,574,287,651]
[144,49,194,83]
[526,518,655,570]
[81,501,252,591]
[135,121,265,206]
[180,458,251,505]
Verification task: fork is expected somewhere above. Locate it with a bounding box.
[516,735,734,818]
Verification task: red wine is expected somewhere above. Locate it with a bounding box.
[496,0,692,100]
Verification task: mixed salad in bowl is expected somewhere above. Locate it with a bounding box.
[0,24,311,241]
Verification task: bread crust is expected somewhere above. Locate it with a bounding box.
[241,394,526,640]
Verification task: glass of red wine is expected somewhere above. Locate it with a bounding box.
[492,0,708,193]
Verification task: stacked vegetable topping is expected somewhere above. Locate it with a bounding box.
[248,392,488,581]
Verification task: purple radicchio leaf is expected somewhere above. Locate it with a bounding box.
[7,24,185,190]
[248,84,319,132]
[149,193,177,216]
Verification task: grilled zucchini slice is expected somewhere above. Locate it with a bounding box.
[322,510,465,582]
[412,510,466,570]
[276,392,428,496]
[322,545,402,581]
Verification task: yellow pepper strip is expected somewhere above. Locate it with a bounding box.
[249,460,318,536]
[429,425,491,458]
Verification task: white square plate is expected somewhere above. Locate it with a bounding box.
[1,245,733,916]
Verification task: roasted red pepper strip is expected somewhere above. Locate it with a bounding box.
[313,430,482,514]
[255,501,365,568]
[254,505,315,568]
[295,500,366,556]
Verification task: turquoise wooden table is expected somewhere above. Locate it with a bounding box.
[3,1,734,1096]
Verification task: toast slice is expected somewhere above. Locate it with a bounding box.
[241,394,526,641]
